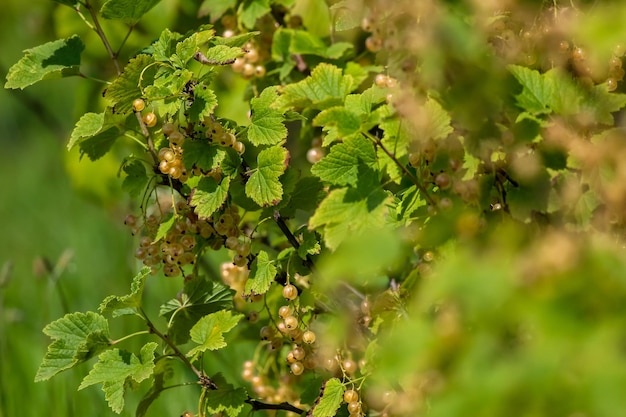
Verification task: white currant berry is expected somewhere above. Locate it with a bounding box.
[347,401,361,414]
[232,58,245,72]
[132,98,145,112]
[290,361,304,375]
[254,65,266,78]
[233,141,245,154]
[242,63,256,78]
[344,389,359,403]
[282,284,298,300]
[342,358,357,375]
[292,346,305,361]
[375,73,388,87]
[162,123,176,136]
[284,315,298,330]
[306,147,324,164]
[302,330,316,344]
[278,305,291,319]
[142,112,157,127]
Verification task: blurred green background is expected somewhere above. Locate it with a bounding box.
[0,1,210,415]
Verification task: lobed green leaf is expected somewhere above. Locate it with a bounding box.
[104,54,156,114]
[311,378,345,417]
[187,310,243,357]
[309,167,390,250]
[239,0,271,29]
[245,145,289,206]
[190,177,231,219]
[121,160,149,199]
[276,63,355,110]
[100,0,162,23]
[244,250,276,295]
[202,375,248,417]
[99,267,151,316]
[160,278,234,345]
[198,0,236,20]
[79,342,158,413]
[5,35,84,89]
[248,86,287,146]
[35,312,110,382]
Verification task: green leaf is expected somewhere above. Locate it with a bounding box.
[244,250,276,295]
[240,0,270,29]
[421,97,454,141]
[99,267,150,316]
[245,146,288,206]
[188,84,218,122]
[279,176,324,217]
[212,31,260,48]
[151,29,183,62]
[248,87,287,146]
[198,0,236,20]
[331,1,361,31]
[79,343,158,413]
[203,44,245,64]
[344,86,388,116]
[309,167,390,250]
[190,177,231,219]
[121,160,149,199]
[202,375,248,417]
[298,230,321,258]
[187,310,243,357]
[276,63,355,110]
[326,42,354,59]
[311,134,376,186]
[104,54,156,114]
[396,185,426,221]
[582,83,626,125]
[509,65,581,116]
[175,28,215,65]
[182,140,227,172]
[153,213,176,243]
[68,111,112,150]
[312,378,345,417]
[311,142,359,186]
[100,0,161,23]
[5,35,84,89]
[160,278,234,345]
[35,312,110,382]
[313,107,361,139]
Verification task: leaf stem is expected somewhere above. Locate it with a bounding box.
[123,133,149,150]
[116,25,135,57]
[110,330,151,345]
[83,0,121,74]
[78,72,111,84]
[363,131,437,207]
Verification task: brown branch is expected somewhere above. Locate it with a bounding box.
[143,311,209,383]
[364,131,437,207]
[245,398,305,414]
[83,0,121,74]
[273,211,315,272]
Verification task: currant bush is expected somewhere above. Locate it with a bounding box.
[8,0,626,416]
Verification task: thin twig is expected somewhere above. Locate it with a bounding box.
[273,211,315,271]
[83,0,121,74]
[363,131,437,207]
